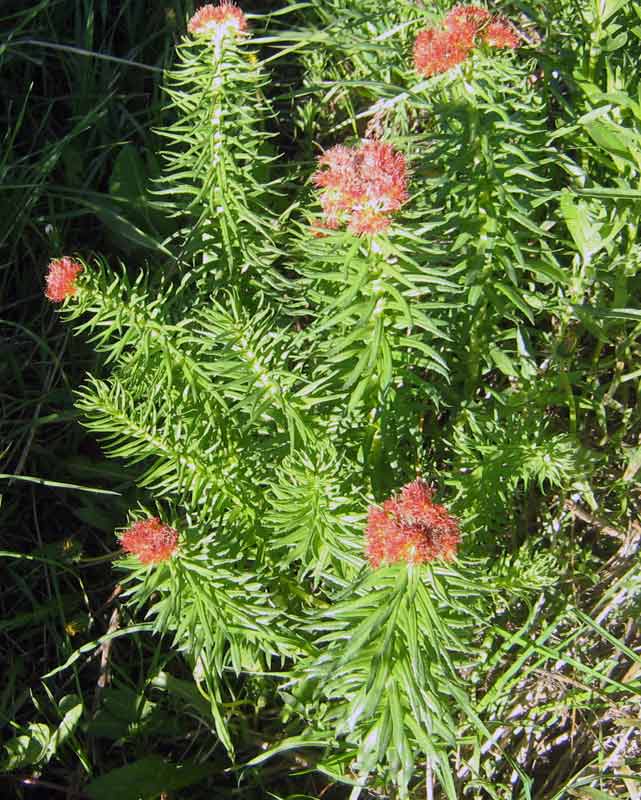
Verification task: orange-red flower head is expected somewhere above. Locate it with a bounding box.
[445,4,491,36]
[188,2,248,39]
[366,479,460,568]
[120,517,179,565]
[44,257,83,303]
[414,4,519,77]
[484,18,519,49]
[413,27,472,78]
[312,139,408,236]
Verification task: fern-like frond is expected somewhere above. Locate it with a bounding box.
[157,34,283,287]
[76,375,253,521]
[290,563,488,797]
[264,445,365,586]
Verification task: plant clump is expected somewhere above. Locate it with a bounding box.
[26,0,641,796]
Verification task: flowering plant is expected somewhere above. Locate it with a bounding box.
[38,0,641,796]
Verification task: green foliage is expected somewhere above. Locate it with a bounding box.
[443,398,586,543]
[3,0,641,798]
[265,445,365,584]
[158,32,283,287]
[84,755,215,800]
[290,563,489,796]
[1,694,83,772]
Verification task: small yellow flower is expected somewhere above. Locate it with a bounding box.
[65,613,89,637]
[59,537,82,562]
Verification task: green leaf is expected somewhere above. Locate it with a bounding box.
[600,0,631,23]
[559,191,606,263]
[244,736,330,767]
[489,347,518,377]
[582,117,641,169]
[89,687,160,741]
[602,30,628,50]
[73,195,172,255]
[568,789,620,800]
[573,305,641,321]
[85,756,214,800]
[42,624,155,678]
[109,145,149,206]
[47,695,83,759]
[1,723,51,770]
[494,283,535,324]
[0,473,120,495]
[623,446,641,480]
[574,185,641,198]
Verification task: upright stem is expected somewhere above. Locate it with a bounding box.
[426,757,434,800]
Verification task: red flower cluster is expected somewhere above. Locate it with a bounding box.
[366,479,460,568]
[484,19,520,49]
[188,1,248,38]
[120,517,179,565]
[44,257,83,303]
[312,139,408,235]
[446,4,491,38]
[414,4,519,78]
[413,28,471,78]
